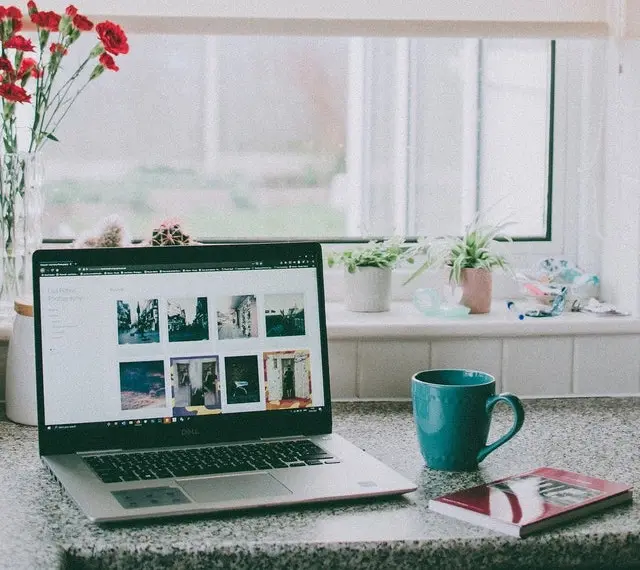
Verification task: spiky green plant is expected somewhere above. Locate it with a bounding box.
[404,213,513,286]
[327,237,421,274]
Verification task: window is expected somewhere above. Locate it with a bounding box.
[350,38,553,239]
[38,33,557,243]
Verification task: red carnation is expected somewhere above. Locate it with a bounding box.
[0,5,22,33]
[26,1,37,15]
[17,57,41,78]
[99,52,119,72]
[65,5,77,17]
[0,56,14,76]
[72,13,92,31]
[7,7,22,33]
[96,21,128,55]
[0,82,30,103]
[49,42,67,56]
[31,10,61,31]
[6,6,21,19]
[4,35,35,52]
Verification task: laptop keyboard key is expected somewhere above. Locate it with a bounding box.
[120,472,141,481]
[152,469,173,479]
[302,454,335,460]
[100,473,124,483]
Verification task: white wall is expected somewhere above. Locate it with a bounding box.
[601,39,640,315]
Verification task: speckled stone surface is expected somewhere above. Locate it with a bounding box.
[1,398,639,570]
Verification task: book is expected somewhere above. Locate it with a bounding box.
[428,467,633,538]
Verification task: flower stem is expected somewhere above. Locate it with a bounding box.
[37,54,93,147]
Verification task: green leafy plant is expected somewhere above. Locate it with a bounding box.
[327,237,420,274]
[404,213,512,285]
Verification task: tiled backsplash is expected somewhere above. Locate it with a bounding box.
[2,326,639,404]
[328,334,640,399]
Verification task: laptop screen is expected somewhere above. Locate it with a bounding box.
[33,242,332,455]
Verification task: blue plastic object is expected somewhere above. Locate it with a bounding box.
[413,288,471,318]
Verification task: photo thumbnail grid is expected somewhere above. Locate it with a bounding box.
[117,350,314,414]
[116,292,306,346]
[115,292,313,414]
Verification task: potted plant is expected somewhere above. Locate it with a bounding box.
[328,237,419,312]
[404,213,512,314]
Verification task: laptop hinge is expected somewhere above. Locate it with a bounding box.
[78,449,124,456]
[260,435,306,442]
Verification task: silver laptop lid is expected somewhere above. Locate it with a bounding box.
[33,242,332,456]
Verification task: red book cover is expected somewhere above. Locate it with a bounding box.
[428,467,633,537]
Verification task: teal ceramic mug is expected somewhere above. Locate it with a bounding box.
[412,369,525,471]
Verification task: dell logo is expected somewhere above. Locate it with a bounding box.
[181,428,200,437]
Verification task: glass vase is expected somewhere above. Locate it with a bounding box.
[0,152,44,319]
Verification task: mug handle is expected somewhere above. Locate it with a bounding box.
[476,393,525,464]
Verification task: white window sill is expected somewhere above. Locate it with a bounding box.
[0,302,637,344]
[325,301,640,339]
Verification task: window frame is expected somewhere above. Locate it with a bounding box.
[40,38,577,252]
[35,9,599,302]
[41,1,611,38]
[346,38,563,247]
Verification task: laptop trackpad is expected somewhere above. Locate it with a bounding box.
[178,473,292,503]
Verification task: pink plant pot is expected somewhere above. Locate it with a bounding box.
[460,268,492,314]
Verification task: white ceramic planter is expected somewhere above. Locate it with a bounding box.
[5,299,37,425]
[344,266,392,312]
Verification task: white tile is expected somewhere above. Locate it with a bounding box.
[573,335,640,395]
[327,340,357,399]
[431,339,504,391]
[502,337,573,397]
[358,340,430,398]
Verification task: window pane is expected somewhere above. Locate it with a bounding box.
[477,39,551,237]
[409,39,551,238]
[41,34,349,240]
[362,38,399,236]
[411,39,468,237]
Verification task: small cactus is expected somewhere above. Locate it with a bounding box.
[75,214,130,248]
[151,217,193,246]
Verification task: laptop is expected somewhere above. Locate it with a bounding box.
[32,241,417,522]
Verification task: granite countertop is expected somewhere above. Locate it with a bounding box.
[1,398,639,570]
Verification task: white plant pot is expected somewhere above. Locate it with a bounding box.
[6,299,37,425]
[344,266,392,312]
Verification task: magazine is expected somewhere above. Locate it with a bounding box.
[428,467,633,537]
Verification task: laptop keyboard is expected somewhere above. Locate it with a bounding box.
[83,439,340,483]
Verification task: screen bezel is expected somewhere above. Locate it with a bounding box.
[33,241,332,456]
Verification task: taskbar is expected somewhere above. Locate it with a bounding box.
[45,406,324,431]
